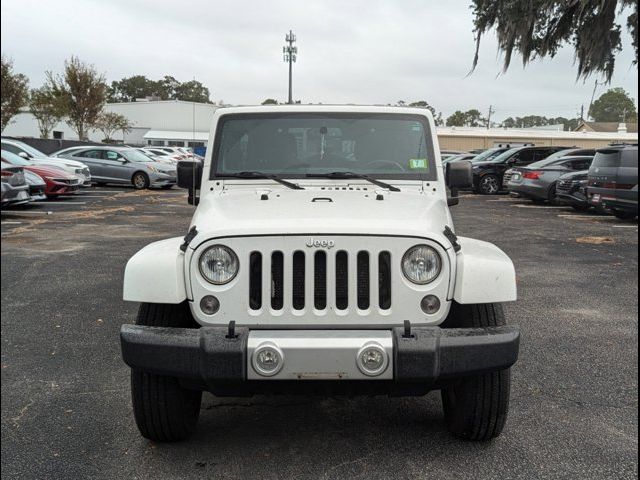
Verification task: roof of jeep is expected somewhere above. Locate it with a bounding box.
[213,104,436,118]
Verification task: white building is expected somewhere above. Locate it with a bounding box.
[2,99,218,148]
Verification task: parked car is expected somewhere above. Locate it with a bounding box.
[2,150,81,198]
[1,138,92,187]
[136,148,176,165]
[555,170,593,211]
[57,146,177,189]
[142,148,181,163]
[506,155,594,203]
[472,146,569,194]
[1,161,30,208]
[503,148,596,187]
[588,144,638,220]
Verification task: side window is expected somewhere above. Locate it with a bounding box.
[514,150,535,165]
[621,150,638,168]
[1,143,22,155]
[105,150,123,161]
[571,159,592,171]
[74,150,103,159]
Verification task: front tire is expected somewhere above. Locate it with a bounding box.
[441,303,511,441]
[131,302,202,442]
[478,175,500,195]
[132,172,150,190]
[613,209,637,220]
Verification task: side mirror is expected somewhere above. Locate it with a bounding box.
[446,160,472,207]
[18,152,30,159]
[177,160,203,205]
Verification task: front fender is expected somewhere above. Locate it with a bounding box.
[453,237,517,304]
[123,237,187,304]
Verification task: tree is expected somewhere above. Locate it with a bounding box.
[589,87,637,122]
[446,110,468,127]
[29,86,66,138]
[1,56,29,132]
[46,56,107,140]
[107,75,158,102]
[465,109,484,127]
[262,98,278,105]
[173,79,210,103]
[94,111,133,142]
[470,0,638,81]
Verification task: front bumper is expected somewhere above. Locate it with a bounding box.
[121,324,520,395]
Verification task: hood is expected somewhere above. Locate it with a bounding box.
[189,185,453,248]
[23,170,46,185]
[25,164,74,179]
[32,156,87,169]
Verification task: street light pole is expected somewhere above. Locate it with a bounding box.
[283,30,297,104]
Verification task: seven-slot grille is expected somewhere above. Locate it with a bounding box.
[248,249,392,312]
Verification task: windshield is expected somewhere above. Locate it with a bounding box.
[122,149,157,163]
[488,147,523,163]
[1,149,30,166]
[471,148,506,163]
[211,113,436,180]
[9,141,47,158]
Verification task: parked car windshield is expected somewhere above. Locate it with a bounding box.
[471,148,507,163]
[1,149,31,166]
[488,147,524,163]
[2,140,47,158]
[121,149,157,163]
[211,113,436,180]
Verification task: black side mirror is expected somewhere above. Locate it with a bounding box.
[177,160,203,205]
[446,160,472,207]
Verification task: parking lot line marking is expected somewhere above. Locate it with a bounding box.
[513,205,569,209]
[39,201,87,205]
[612,225,638,228]
[1,210,53,215]
[557,214,607,219]
[73,195,108,198]
[1,221,22,225]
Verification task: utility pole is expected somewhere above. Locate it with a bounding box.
[486,105,494,129]
[580,104,584,122]
[283,30,297,105]
[587,79,601,120]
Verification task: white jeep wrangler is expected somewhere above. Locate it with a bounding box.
[121,105,519,442]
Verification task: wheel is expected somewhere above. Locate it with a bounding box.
[131,302,202,442]
[613,210,637,220]
[440,302,511,441]
[478,175,500,195]
[132,172,150,190]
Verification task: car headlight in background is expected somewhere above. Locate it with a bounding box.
[199,245,239,284]
[402,245,441,284]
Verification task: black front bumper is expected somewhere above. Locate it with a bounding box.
[121,324,520,396]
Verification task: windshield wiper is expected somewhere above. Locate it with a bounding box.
[306,172,401,192]
[223,171,304,190]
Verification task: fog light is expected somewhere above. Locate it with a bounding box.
[252,343,284,377]
[421,295,440,315]
[356,342,388,376]
[200,295,220,315]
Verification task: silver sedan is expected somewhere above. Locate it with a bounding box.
[56,147,177,189]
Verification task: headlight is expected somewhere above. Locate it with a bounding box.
[199,245,239,284]
[402,245,441,284]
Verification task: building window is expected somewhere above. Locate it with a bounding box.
[168,140,185,147]
[187,141,205,148]
[53,131,64,139]
[148,140,165,146]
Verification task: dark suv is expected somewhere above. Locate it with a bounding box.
[588,144,638,220]
[472,146,569,194]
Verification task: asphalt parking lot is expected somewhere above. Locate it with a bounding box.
[1,188,638,480]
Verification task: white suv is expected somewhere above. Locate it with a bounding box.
[120,106,519,442]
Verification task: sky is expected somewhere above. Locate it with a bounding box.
[1,0,637,123]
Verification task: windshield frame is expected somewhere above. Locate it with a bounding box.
[209,112,438,181]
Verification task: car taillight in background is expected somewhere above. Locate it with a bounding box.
[523,171,542,180]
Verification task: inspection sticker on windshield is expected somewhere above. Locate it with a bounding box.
[409,158,428,169]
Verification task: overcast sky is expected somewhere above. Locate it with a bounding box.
[1,0,637,122]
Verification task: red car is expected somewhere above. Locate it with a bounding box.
[1,150,81,197]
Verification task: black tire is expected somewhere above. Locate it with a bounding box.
[132,172,150,190]
[441,302,511,441]
[478,175,500,195]
[131,302,202,442]
[613,209,637,220]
